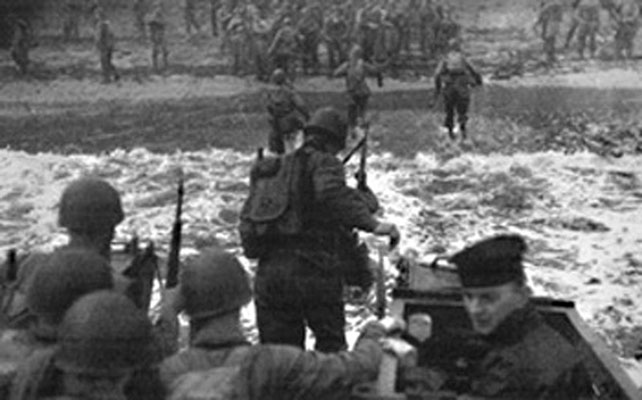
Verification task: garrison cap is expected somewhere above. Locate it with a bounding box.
[450,234,527,288]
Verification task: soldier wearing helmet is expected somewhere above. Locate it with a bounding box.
[0,248,114,397]
[433,36,482,142]
[58,177,125,258]
[10,291,164,400]
[265,68,310,155]
[0,177,145,331]
[159,247,401,399]
[249,107,400,352]
[333,44,383,129]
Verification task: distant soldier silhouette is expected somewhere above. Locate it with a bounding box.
[535,0,564,65]
[133,0,148,39]
[333,45,383,129]
[95,9,120,83]
[614,0,640,59]
[433,38,482,141]
[184,0,201,36]
[148,6,169,72]
[10,17,32,75]
[62,0,83,41]
[266,68,310,154]
[575,0,601,59]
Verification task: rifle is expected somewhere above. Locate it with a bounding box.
[375,246,386,319]
[356,121,369,191]
[165,172,184,289]
[342,134,367,165]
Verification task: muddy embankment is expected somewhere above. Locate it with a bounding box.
[1,83,642,156]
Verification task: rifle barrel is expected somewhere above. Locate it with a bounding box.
[165,176,184,289]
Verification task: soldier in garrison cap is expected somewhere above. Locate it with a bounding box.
[159,247,402,400]
[0,249,114,397]
[447,234,594,399]
[10,291,164,400]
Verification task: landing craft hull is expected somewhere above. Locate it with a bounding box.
[386,260,640,399]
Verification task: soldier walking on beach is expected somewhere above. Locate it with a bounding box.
[433,38,482,141]
[133,0,148,39]
[265,68,310,154]
[535,0,564,65]
[184,0,201,36]
[95,9,120,83]
[242,107,401,352]
[268,17,300,80]
[614,0,640,59]
[333,45,383,129]
[62,0,83,41]
[149,5,169,72]
[10,17,32,75]
[575,0,601,58]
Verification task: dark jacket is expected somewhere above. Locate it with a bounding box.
[467,304,594,399]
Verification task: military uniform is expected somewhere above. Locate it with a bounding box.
[462,304,595,399]
[433,46,482,140]
[333,46,381,128]
[266,71,310,154]
[536,0,564,65]
[133,0,147,39]
[184,0,201,36]
[148,7,169,72]
[575,0,601,58]
[62,0,83,41]
[0,248,115,397]
[158,248,385,400]
[440,235,596,399]
[615,0,640,59]
[0,178,156,333]
[418,0,437,56]
[253,108,399,352]
[323,8,349,70]
[268,22,300,80]
[10,19,31,75]
[9,292,164,400]
[298,5,323,75]
[95,15,119,83]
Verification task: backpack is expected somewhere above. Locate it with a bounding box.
[167,346,251,400]
[239,151,308,259]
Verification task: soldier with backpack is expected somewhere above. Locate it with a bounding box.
[265,68,310,155]
[159,247,403,400]
[433,37,482,141]
[239,107,400,352]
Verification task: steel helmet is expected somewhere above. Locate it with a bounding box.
[58,178,125,233]
[271,68,287,85]
[55,291,153,376]
[26,248,114,325]
[303,107,348,148]
[181,247,252,320]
